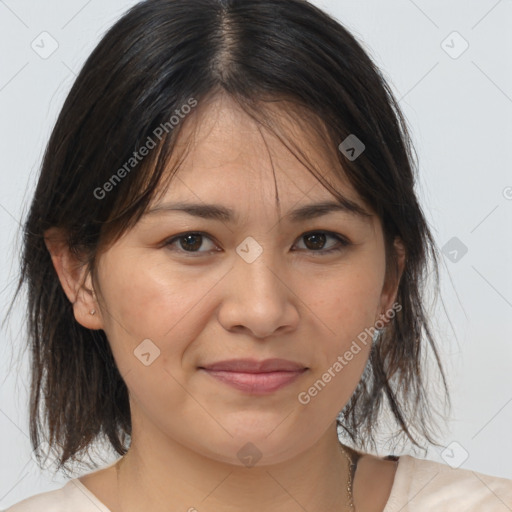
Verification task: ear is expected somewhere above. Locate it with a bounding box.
[44,227,104,331]
[377,236,406,325]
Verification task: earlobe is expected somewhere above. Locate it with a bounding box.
[44,227,103,330]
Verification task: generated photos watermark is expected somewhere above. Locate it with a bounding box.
[297,301,402,405]
[93,97,198,200]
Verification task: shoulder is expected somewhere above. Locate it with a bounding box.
[384,454,512,512]
[3,479,109,512]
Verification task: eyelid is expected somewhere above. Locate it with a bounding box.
[163,230,351,255]
[162,231,219,254]
[293,230,351,254]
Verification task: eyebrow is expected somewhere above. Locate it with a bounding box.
[144,198,373,223]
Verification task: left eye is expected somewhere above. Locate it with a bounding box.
[164,231,350,255]
[293,231,350,253]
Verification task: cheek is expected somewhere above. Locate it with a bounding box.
[304,262,384,342]
[293,270,380,417]
[96,252,230,380]
[97,254,209,336]
[94,258,199,416]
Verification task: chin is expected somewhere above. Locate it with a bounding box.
[202,423,314,468]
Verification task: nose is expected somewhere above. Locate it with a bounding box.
[217,246,300,339]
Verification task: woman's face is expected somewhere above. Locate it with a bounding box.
[90,94,402,466]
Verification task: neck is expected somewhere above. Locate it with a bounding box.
[115,424,354,512]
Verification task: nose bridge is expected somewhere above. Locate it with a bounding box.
[217,233,299,338]
[234,234,282,301]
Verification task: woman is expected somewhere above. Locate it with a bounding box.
[4,0,512,511]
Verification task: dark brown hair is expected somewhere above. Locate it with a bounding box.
[7,0,450,475]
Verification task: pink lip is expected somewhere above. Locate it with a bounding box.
[199,358,308,394]
[201,358,306,373]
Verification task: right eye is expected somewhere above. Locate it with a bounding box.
[163,232,220,255]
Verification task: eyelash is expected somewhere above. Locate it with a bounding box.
[163,230,351,256]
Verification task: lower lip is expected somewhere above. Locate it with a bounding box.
[200,369,307,394]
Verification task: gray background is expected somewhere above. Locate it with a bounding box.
[1,0,511,508]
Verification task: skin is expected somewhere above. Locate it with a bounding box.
[45,93,405,512]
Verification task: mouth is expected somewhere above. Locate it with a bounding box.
[198,358,308,394]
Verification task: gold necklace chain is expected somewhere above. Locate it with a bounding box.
[338,443,356,511]
[115,445,356,512]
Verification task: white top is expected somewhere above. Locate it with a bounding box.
[3,455,512,511]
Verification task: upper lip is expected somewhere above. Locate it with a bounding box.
[200,358,307,373]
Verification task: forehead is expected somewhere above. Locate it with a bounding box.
[149,93,374,223]
[175,94,338,184]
